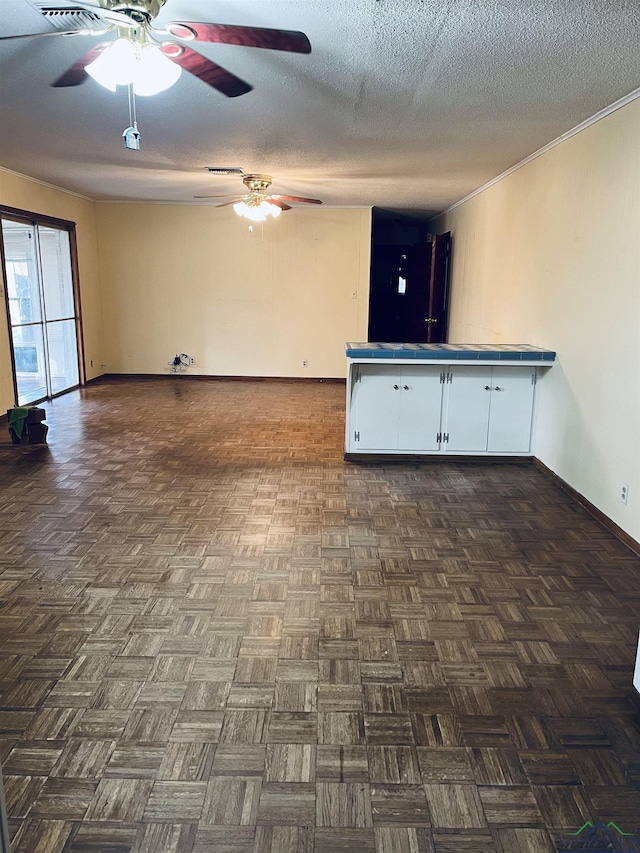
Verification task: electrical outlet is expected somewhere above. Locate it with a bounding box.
[189,357,195,365]
[302,359,308,368]
[620,483,629,504]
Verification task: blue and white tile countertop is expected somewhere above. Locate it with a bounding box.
[345,343,556,361]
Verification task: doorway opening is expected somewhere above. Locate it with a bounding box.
[368,208,451,344]
[1,212,83,406]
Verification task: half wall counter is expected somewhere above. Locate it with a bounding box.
[345,343,556,458]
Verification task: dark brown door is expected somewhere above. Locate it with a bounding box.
[426,231,451,343]
[367,232,451,343]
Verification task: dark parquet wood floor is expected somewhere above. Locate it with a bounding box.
[0,377,639,853]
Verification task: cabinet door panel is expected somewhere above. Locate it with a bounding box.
[487,367,535,452]
[352,365,400,449]
[446,367,491,451]
[398,366,443,450]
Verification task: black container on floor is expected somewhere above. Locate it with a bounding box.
[7,407,48,445]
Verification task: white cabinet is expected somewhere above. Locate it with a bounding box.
[346,359,547,457]
[351,364,443,451]
[445,366,536,453]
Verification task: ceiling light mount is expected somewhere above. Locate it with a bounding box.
[107,0,166,26]
[242,174,274,195]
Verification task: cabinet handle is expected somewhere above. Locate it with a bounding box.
[484,385,491,390]
[403,385,409,390]
[393,385,399,390]
[494,386,503,391]
[424,318,438,323]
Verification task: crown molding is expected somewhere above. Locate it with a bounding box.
[435,87,640,221]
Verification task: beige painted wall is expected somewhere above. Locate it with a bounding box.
[95,204,371,378]
[434,98,640,542]
[0,168,104,413]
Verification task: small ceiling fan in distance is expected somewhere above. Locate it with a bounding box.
[1,0,312,98]
[196,171,323,222]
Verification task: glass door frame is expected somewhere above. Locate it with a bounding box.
[0,204,86,405]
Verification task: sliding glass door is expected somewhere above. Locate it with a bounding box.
[39,225,80,396]
[2,216,81,405]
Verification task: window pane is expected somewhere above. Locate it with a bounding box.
[40,227,75,320]
[46,319,79,395]
[1,221,43,325]
[13,324,47,405]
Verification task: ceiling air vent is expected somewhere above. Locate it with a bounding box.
[31,1,106,31]
[205,167,245,176]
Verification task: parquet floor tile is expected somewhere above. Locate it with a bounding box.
[1,377,639,851]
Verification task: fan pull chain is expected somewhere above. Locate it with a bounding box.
[128,83,136,128]
[122,84,141,150]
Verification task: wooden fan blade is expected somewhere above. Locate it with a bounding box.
[162,45,252,97]
[266,199,292,211]
[166,22,311,54]
[210,198,244,207]
[193,194,238,199]
[271,195,323,205]
[51,42,109,86]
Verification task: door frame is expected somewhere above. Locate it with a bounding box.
[367,231,451,344]
[0,204,85,406]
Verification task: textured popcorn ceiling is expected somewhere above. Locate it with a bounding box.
[0,0,639,213]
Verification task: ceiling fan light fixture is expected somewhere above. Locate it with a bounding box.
[85,37,137,91]
[85,37,181,95]
[233,200,281,222]
[133,43,182,95]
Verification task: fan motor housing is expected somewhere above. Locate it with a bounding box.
[243,174,273,194]
[107,0,166,24]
